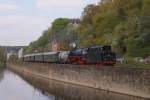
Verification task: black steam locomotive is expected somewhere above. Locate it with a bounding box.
[23,45,116,66]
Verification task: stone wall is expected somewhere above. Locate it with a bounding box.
[8,63,150,99]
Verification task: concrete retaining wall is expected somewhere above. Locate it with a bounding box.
[8,63,150,99]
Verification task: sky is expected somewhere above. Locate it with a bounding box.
[0,0,100,46]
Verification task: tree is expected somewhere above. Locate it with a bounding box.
[0,48,6,67]
[142,0,150,16]
[93,12,120,36]
[52,18,70,33]
[112,0,142,17]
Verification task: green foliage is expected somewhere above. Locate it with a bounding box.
[8,53,18,63]
[112,0,142,17]
[52,18,70,33]
[93,12,120,36]
[127,39,150,57]
[0,48,6,67]
[79,0,150,57]
[142,0,150,16]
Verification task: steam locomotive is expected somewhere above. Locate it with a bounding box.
[23,46,116,66]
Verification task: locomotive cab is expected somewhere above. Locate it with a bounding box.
[86,46,103,64]
[89,45,112,53]
[86,45,116,65]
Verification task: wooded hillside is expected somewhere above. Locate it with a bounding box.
[25,0,150,57]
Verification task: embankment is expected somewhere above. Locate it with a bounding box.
[8,63,150,99]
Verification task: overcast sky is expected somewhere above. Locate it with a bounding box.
[0,0,99,46]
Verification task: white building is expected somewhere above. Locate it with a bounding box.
[18,48,23,59]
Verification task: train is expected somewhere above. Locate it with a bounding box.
[23,45,116,66]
